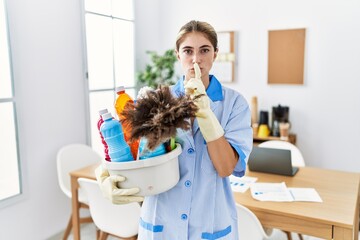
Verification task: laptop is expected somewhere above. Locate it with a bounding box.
[248,147,299,176]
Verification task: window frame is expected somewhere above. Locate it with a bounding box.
[80,0,136,153]
[0,0,24,209]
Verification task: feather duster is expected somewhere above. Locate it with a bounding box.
[120,85,199,151]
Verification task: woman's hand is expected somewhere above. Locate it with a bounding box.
[184,63,224,142]
[95,165,144,204]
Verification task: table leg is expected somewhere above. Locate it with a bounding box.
[333,226,356,240]
[70,175,81,240]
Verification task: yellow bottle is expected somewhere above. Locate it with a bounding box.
[257,124,270,138]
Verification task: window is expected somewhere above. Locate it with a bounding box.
[82,0,136,156]
[0,0,22,205]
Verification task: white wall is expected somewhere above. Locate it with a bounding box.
[134,0,160,72]
[155,0,360,172]
[0,0,88,239]
[0,0,359,239]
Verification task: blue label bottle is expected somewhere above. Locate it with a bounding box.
[100,112,134,162]
[138,137,166,160]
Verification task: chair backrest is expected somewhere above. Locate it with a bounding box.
[258,140,305,167]
[78,178,141,238]
[56,144,102,200]
[236,203,271,240]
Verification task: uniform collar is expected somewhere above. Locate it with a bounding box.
[173,75,223,102]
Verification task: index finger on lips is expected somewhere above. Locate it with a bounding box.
[194,63,201,79]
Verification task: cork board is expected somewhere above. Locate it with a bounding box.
[268,28,306,85]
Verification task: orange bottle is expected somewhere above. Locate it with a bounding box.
[114,86,139,159]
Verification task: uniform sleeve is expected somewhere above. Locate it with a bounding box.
[223,94,253,177]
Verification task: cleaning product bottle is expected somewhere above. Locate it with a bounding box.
[114,86,139,159]
[97,108,111,161]
[100,112,134,162]
[138,137,166,160]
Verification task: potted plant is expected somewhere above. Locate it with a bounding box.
[137,49,178,89]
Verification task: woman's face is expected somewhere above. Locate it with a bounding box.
[176,32,218,87]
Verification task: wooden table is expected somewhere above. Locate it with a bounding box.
[234,167,360,240]
[70,164,359,240]
[70,163,99,240]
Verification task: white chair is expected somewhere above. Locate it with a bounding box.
[78,178,141,240]
[236,203,272,240]
[56,143,102,239]
[258,140,305,240]
[258,140,305,167]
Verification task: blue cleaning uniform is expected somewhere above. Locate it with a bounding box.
[137,75,253,240]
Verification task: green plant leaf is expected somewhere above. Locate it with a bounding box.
[137,49,177,88]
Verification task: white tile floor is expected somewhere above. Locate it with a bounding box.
[50,222,333,240]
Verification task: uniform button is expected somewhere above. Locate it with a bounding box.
[181,214,188,220]
[184,180,191,187]
[187,148,194,154]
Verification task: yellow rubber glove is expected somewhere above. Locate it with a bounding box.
[95,165,144,204]
[184,63,224,142]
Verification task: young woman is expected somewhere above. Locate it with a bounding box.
[96,20,252,239]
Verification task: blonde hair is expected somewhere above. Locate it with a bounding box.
[176,20,218,51]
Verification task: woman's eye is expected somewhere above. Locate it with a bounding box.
[201,49,210,54]
[184,49,192,55]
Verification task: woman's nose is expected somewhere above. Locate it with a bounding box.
[192,53,200,63]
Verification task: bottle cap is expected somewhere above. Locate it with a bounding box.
[98,108,108,116]
[102,112,113,121]
[115,86,125,94]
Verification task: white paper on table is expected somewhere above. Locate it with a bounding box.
[229,175,258,193]
[250,182,294,202]
[288,188,323,202]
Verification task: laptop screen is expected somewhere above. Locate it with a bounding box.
[248,147,299,176]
